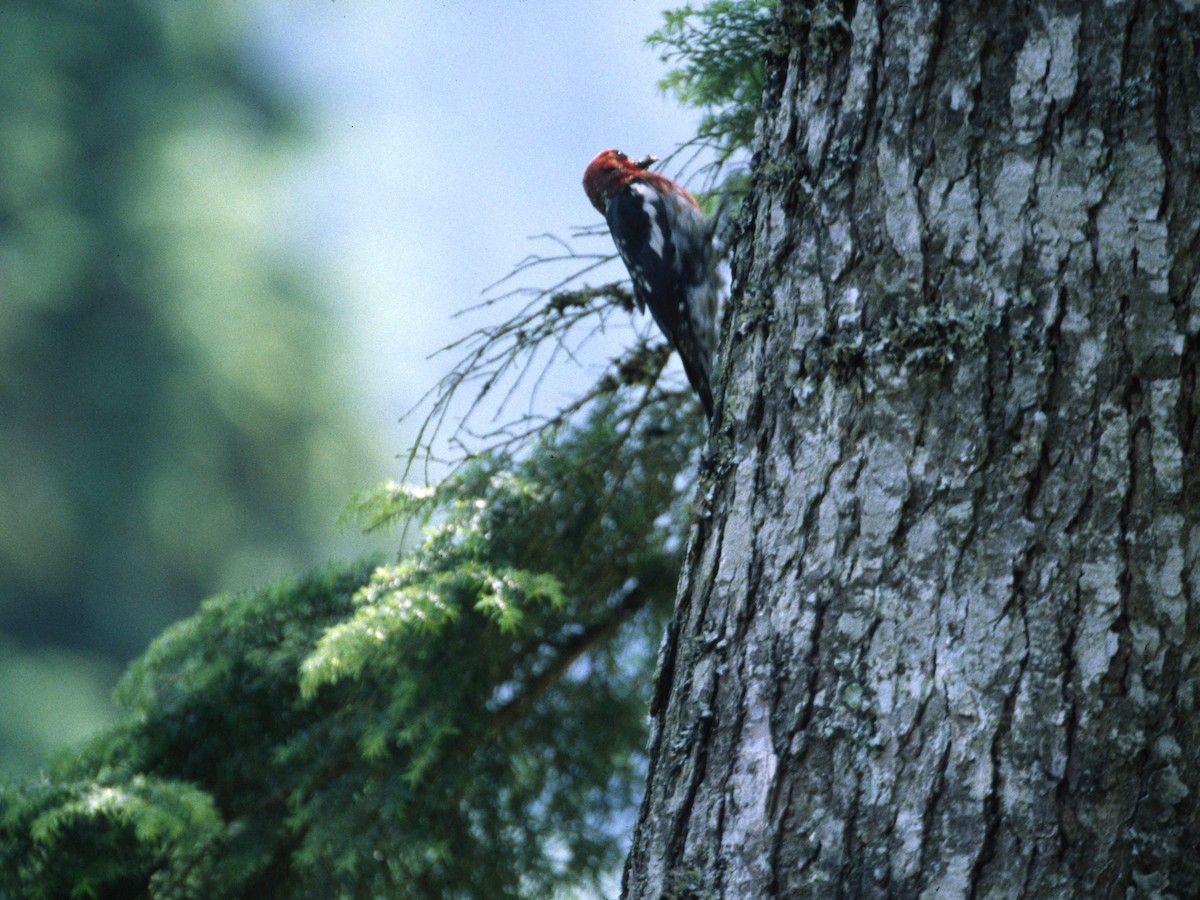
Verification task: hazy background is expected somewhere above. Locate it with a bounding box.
[0,1,703,774]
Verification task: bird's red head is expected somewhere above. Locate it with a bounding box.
[583,149,641,214]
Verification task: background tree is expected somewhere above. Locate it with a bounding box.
[0,1,377,770]
[623,0,1200,897]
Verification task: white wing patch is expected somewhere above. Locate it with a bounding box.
[630,182,666,259]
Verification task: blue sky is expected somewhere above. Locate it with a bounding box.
[245,1,706,460]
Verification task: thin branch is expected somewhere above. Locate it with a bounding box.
[396,142,729,489]
[487,581,651,736]
[397,224,686,486]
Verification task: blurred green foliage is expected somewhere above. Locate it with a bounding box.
[0,399,699,898]
[0,1,379,768]
[0,641,120,775]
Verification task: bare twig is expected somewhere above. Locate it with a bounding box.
[396,143,734,489]
[397,228,697,488]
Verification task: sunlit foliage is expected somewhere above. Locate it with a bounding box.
[1,399,699,898]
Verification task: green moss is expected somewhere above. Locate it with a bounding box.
[821,297,1004,378]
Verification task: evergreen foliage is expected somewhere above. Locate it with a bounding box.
[0,400,700,898]
[648,1,777,162]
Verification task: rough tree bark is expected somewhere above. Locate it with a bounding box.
[623,1,1200,897]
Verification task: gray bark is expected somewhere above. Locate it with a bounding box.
[623,1,1200,897]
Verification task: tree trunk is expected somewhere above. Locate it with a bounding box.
[622,1,1200,897]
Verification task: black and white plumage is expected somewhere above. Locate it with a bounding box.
[583,149,718,419]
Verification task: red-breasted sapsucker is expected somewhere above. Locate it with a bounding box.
[583,149,717,419]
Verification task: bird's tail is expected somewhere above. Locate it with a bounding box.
[678,340,714,421]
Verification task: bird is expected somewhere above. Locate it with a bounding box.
[583,149,718,419]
